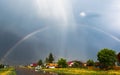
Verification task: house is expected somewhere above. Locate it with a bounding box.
[30,63,38,67]
[46,63,58,68]
[67,60,85,67]
[67,61,74,67]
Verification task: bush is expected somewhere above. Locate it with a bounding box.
[87,59,94,66]
[0,64,4,68]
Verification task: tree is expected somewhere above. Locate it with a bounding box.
[117,52,120,65]
[48,53,54,63]
[37,59,43,66]
[0,64,4,68]
[87,59,94,66]
[97,48,117,69]
[57,58,68,68]
[45,57,49,63]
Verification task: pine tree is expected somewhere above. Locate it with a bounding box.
[37,59,43,66]
[48,53,54,63]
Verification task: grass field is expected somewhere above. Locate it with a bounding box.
[44,68,120,75]
[0,67,16,75]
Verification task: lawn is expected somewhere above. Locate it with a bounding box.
[0,67,16,75]
[44,68,120,75]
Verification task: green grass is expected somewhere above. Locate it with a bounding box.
[0,67,16,75]
[43,68,120,75]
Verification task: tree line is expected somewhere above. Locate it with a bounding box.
[37,48,120,70]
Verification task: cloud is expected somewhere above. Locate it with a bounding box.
[33,0,74,26]
[98,0,120,32]
[1,27,48,63]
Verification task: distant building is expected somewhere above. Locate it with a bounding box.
[67,61,74,67]
[46,63,58,68]
[67,60,85,67]
[30,63,38,67]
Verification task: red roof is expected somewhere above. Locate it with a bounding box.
[67,61,74,65]
[31,63,38,67]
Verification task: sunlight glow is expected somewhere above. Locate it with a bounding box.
[80,12,86,17]
[33,0,76,57]
[35,0,69,27]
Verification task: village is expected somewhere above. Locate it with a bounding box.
[1,49,120,74]
[26,48,120,72]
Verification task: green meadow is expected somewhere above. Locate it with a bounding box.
[0,67,16,75]
[44,68,120,75]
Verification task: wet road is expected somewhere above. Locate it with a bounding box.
[15,68,57,75]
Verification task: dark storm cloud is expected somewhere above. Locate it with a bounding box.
[7,41,49,64]
[0,0,47,64]
[0,30,20,59]
[0,0,120,65]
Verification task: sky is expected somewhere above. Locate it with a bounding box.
[0,0,120,65]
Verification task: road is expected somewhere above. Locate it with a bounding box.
[15,67,58,75]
